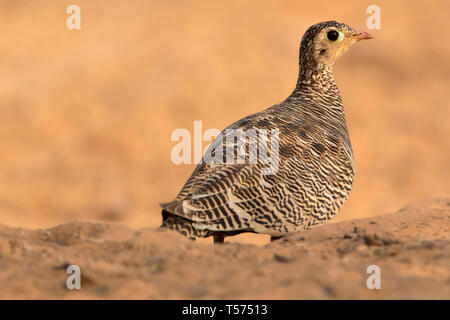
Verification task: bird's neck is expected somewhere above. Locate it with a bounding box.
[296,62,333,88]
[291,64,343,107]
[286,63,351,156]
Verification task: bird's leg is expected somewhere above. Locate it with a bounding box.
[270,235,283,242]
[213,235,225,244]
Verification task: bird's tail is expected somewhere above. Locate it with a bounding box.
[160,205,211,240]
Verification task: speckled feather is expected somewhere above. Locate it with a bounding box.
[161,21,368,242]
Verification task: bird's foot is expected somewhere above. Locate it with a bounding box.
[213,235,225,244]
[270,235,283,242]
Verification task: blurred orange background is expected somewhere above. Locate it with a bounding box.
[0,1,448,244]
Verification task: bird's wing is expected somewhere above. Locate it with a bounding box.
[163,161,286,234]
[162,108,354,235]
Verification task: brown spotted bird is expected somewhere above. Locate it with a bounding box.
[161,21,373,243]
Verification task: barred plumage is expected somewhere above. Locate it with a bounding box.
[161,21,373,243]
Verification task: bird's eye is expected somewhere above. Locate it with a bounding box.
[326,30,344,42]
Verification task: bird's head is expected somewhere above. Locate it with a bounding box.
[299,21,373,73]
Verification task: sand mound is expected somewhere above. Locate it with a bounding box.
[0,197,448,299]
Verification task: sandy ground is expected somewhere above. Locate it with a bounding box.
[0,197,448,299]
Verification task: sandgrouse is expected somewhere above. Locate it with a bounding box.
[161,21,373,243]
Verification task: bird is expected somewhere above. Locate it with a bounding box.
[160,21,373,244]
